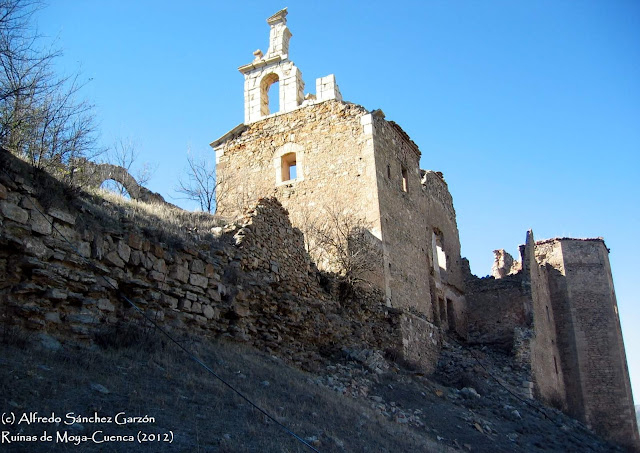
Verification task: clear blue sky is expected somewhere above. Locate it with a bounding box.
[36,1,640,402]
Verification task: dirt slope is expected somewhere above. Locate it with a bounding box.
[0,325,623,452]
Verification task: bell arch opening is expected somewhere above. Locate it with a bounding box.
[260,73,280,117]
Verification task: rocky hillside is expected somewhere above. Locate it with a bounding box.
[0,328,624,452]
[0,149,627,451]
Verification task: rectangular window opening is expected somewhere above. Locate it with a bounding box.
[436,244,447,271]
[401,167,408,192]
[281,153,297,182]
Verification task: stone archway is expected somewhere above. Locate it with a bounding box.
[93,163,142,199]
[74,159,168,205]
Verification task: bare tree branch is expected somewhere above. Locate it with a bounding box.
[0,0,101,173]
[102,136,156,196]
[295,204,381,290]
[175,149,219,213]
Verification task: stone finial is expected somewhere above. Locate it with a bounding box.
[267,7,288,25]
[266,8,292,58]
[253,49,263,60]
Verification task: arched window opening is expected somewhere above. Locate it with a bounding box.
[260,73,280,117]
[281,152,297,182]
[401,166,408,192]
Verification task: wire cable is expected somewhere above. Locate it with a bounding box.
[1,165,320,452]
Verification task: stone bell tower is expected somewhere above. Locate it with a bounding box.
[238,8,305,124]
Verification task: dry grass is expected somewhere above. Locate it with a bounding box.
[0,327,448,452]
[80,187,233,248]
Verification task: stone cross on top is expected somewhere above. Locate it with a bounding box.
[238,8,342,124]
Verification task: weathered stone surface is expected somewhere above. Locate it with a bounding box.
[105,251,125,268]
[117,241,131,263]
[170,264,189,283]
[30,213,53,235]
[76,241,91,258]
[491,249,521,279]
[45,312,61,323]
[189,273,208,288]
[127,232,143,250]
[202,304,217,320]
[23,237,51,259]
[0,201,28,223]
[190,259,205,274]
[67,310,99,324]
[152,258,166,273]
[38,333,62,351]
[97,299,115,312]
[149,271,165,282]
[48,208,76,225]
[162,294,178,310]
[45,288,68,300]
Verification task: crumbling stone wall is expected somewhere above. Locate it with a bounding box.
[0,149,441,372]
[72,158,168,205]
[467,230,639,450]
[419,169,466,336]
[491,249,521,278]
[464,273,530,350]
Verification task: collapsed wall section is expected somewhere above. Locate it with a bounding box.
[465,273,530,350]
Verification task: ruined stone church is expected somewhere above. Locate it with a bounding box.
[210,9,638,450]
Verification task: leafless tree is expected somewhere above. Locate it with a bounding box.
[290,207,323,259]
[102,137,156,196]
[0,0,100,173]
[299,204,381,288]
[175,149,219,213]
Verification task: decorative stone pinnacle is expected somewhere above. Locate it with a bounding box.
[267,7,288,25]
